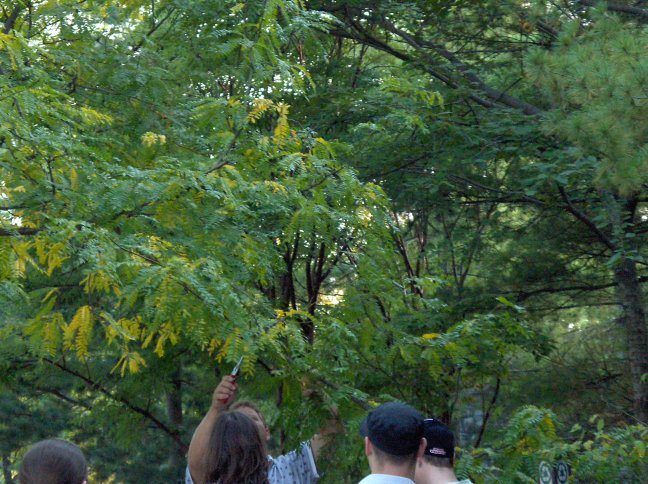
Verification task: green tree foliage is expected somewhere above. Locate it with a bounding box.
[1,0,647,482]
[460,407,647,482]
[529,13,648,193]
[0,0,391,480]
[301,0,648,420]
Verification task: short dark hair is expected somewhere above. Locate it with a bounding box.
[19,439,87,484]
[423,454,454,468]
[422,418,455,461]
[204,411,269,484]
[359,402,424,456]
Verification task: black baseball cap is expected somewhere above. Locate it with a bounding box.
[359,402,424,456]
[423,418,454,459]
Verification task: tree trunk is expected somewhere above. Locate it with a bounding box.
[166,364,184,469]
[2,453,14,484]
[277,382,286,453]
[614,257,648,422]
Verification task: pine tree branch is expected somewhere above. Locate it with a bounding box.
[376,19,543,115]
[557,185,616,250]
[532,302,618,311]
[327,24,498,110]
[325,7,542,114]
[449,176,619,251]
[512,275,648,301]
[449,174,546,207]
[578,0,648,18]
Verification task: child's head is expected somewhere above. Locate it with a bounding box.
[19,439,87,484]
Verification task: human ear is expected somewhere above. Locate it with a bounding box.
[364,436,372,457]
[417,437,427,459]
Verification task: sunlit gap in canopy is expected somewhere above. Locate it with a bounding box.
[0,182,23,226]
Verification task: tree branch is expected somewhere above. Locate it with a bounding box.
[532,302,618,311]
[449,174,546,207]
[327,24,497,110]
[0,205,30,210]
[377,19,543,115]
[0,227,41,236]
[108,238,221,308]
[363,155,428,180]
[578,0,648,18]
[558,185,616,250]
[326,7,541,113]
[315,375,371,411]
[205,128,243,174]
[3,5,21,34]
[512,275,648,301]
[131,7,177,52]
[39,387,92,409]
[43,358,187,452]
[474,377,500,448]
[449,177,618,251]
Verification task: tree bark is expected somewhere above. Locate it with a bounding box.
[614,257,648,422]
[603,192,648,423]
[2,454,14,484]
[3,5,21,34]
[166,363,184,469]
[474,377,501,448]
[277,382,286,453]
[578,0,648,19]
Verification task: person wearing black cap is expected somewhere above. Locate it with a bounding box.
[358,402,427,484]
[415,419,472,484]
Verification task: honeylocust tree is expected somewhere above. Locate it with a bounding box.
[0,0,388,479]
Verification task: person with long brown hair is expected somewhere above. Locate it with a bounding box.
[187,374,341,484]
[204,410,270,484]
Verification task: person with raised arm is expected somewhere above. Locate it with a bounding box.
[186,374,341,484]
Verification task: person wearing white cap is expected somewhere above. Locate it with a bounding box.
[358,402,428,484]
[415,419,473,484]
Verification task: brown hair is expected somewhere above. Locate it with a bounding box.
[204,411,269,484]
[19,439,87,484]
[423,454,454,468]
[230,401,268,428]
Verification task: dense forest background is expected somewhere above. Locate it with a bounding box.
[1,0,647,482]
